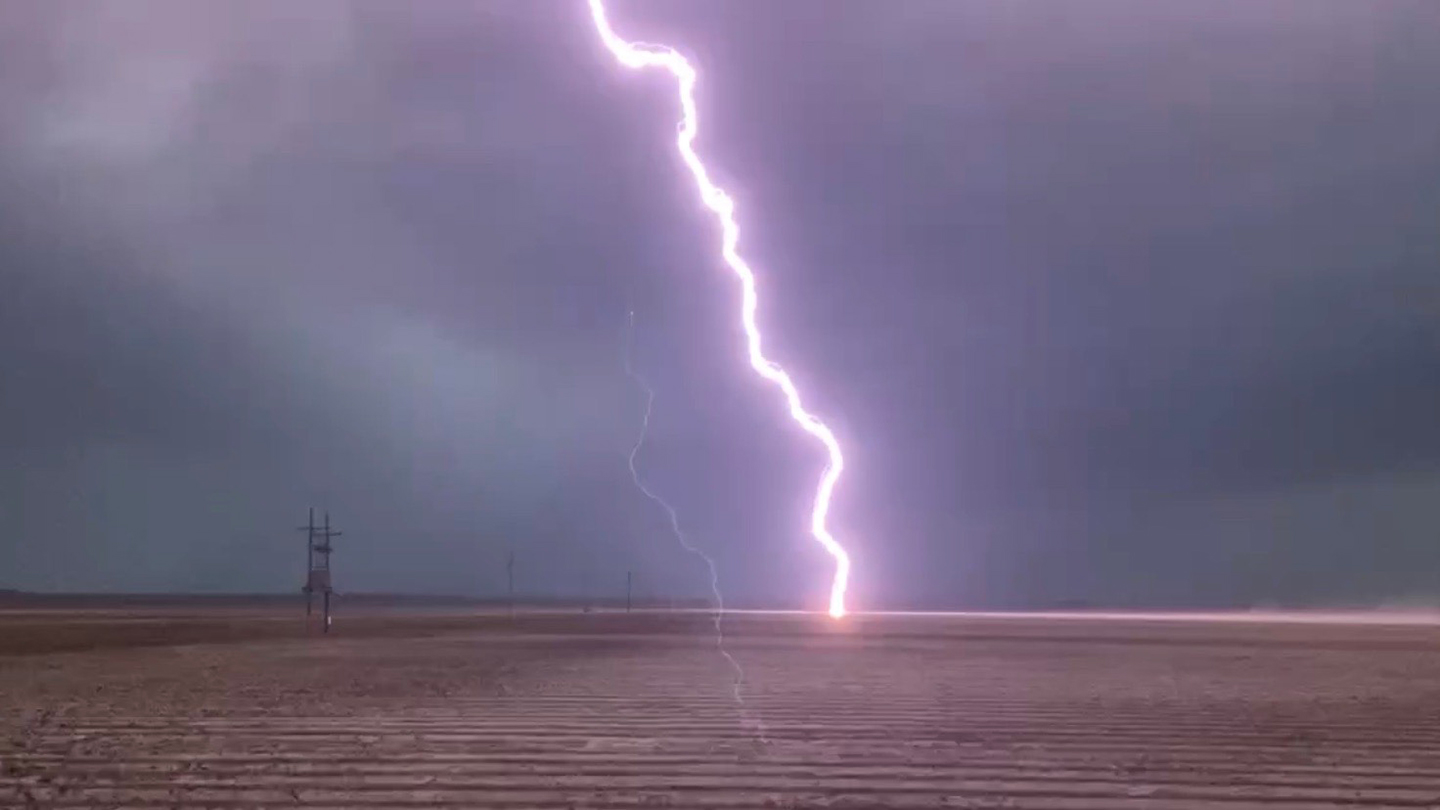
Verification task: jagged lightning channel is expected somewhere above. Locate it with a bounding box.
[588,0,852,618]
[623,310,762,737]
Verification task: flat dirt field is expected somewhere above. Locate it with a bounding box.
[5,606,1440,808]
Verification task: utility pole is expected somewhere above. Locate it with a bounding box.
[299,508,340,634]
[507,550,515,619]
[298,508,316,617]
[315,512,340,633]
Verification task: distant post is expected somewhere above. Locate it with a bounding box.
[626,570,633,613]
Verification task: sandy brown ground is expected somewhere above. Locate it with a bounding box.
[5,607,1440,808]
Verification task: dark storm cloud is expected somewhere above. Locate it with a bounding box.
[2,0,1438,608]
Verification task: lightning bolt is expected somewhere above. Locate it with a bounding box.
[588,0,853,618]
[624,310,764,740]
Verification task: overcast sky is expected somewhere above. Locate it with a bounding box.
[2,0,1438,609]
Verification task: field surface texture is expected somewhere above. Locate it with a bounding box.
[4,607,1440,808]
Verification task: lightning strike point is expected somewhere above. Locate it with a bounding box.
[588,0,853,619]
